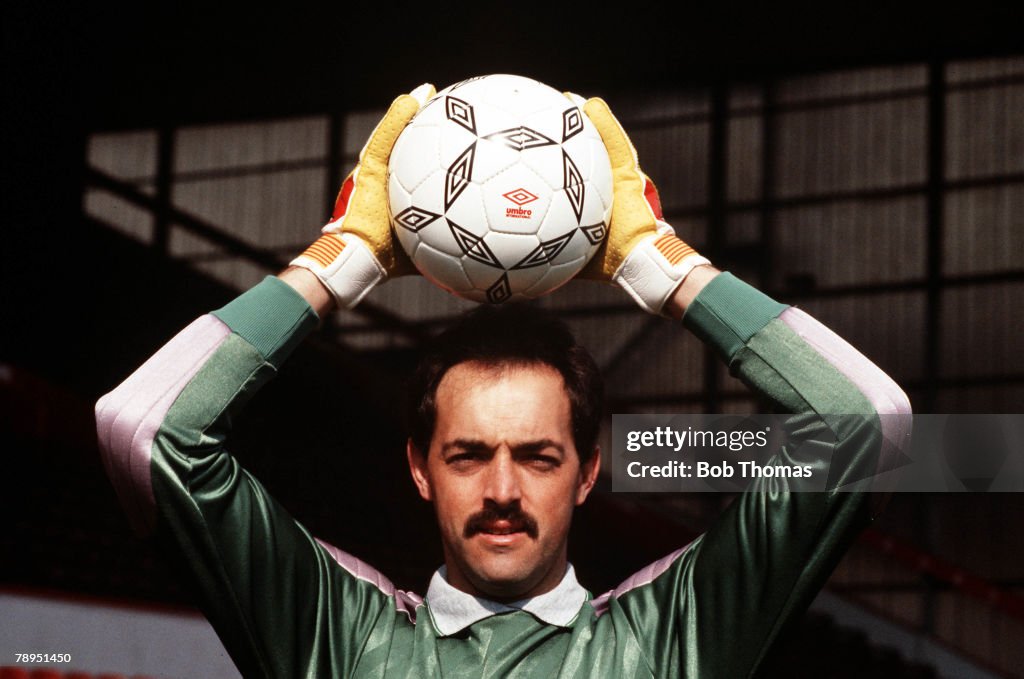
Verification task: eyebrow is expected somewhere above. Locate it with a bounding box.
[440,438,567,457]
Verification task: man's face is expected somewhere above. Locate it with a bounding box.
[408,361,599,602]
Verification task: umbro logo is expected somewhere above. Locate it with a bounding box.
[503,188,538,219]
[503,188,539,206]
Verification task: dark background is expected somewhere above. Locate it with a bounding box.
[7,2,1024,371]
[6,1,1024,390]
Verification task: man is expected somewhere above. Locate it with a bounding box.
[96,86,911,678]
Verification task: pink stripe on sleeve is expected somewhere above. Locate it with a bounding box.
[316,539,423,622]
[95,315,231,535]
[591,541,696,617]
[780,307,913,486]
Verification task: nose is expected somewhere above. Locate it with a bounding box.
[483,451,522,505]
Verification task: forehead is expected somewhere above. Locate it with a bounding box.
[433,361,573,444]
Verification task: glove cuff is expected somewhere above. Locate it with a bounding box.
[290,232,386,309]
[614,230,711,316]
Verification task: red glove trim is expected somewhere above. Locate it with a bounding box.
[332,173,357,220]
[643,177,664,220]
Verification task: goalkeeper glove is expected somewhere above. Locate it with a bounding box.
[291,83,436,308]
[568,94,710,315]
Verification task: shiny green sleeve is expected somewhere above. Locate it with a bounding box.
[96,278,416,678]
[607,273,911,679]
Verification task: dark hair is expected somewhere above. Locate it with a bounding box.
[406,304,604,464]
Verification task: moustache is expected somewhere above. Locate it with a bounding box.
[463,502,539,539]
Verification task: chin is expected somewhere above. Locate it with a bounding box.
[474,575,535,602]
[466,556,541,600]
[473,566,534,596]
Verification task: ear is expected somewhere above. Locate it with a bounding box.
[407,439,433,502]
[575,446,601,506]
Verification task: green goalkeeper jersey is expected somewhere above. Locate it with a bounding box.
[96,273,910,678]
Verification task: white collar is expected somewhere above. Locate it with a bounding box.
[425,564,588,636]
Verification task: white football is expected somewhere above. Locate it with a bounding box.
[388,74,613,303]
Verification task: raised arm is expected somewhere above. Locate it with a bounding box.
[94,86,436,678]
[576,96,912,678]
[670,268,909,678]
[277,265,335,316]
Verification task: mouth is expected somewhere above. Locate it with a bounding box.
[479,519,527,536]
[476,524,528,547]
[464,505,540,541]
[473,519,534,547]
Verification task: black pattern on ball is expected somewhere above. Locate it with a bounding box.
[562,150,585,224]
[562,107,584,142]
[448,218,503,269]
[512,229,576,269]
[486,273,512,304]
[445,97,477,135]
[393,206,441,232]
[444,142,476,211]
[579,222,606,245]
[484,127,557,151]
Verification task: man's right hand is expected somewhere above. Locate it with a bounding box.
[289,83,436,310]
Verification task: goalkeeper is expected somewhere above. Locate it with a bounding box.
[96,85,911,678]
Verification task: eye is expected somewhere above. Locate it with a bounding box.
[446,452,484,471]
[526,454,561,472]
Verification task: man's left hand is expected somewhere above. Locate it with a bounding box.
[569,94,711,316]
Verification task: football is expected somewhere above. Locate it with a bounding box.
[388,74,613,303]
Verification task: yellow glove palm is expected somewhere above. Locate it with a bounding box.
[572,95,709,314]
[293,84,435,307]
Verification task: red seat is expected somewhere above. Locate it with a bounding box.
[0,667,31,679]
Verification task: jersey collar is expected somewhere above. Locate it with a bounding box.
[425,564,588,636]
